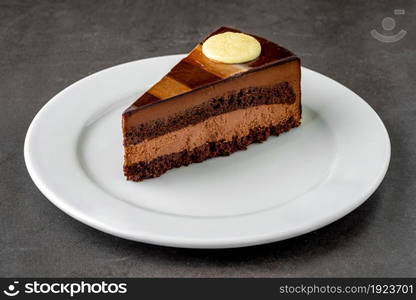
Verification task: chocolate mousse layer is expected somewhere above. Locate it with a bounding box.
[124,103,299,166]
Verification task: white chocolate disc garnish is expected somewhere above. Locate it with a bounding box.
[202,32,261,64]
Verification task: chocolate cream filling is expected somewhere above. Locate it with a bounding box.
[124,103,300,166]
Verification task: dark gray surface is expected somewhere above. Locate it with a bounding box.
[1,0,415,277]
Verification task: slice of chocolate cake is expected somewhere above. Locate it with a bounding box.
[122,27,301,181]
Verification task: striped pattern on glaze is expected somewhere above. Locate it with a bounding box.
[148,76,191,99]
[127,27,295,112]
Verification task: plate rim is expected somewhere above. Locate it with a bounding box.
[24,54,391,249]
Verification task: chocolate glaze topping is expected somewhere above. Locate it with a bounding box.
[123,26,298,115]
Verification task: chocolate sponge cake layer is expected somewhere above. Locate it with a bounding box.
[124,117,300,181]
[124,81,296,145]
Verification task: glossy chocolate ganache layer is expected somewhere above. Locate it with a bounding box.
[123,26,296,115]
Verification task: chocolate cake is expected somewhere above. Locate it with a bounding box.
[122,27,301,181]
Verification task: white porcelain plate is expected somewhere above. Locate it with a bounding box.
[24,55,390,248]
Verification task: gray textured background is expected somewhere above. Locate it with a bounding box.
[1,0,415,277]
